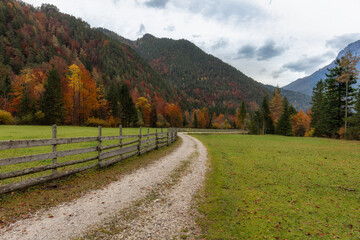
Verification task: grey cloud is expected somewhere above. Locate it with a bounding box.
[179,0,268,23]
[256,40,286,61]
[283,51,335,74]
[272,68,286,79]
[137,24,146,36]
[212,38,229,50]
[145,0,170,9]
[164,25,175,32]
[236,44,256,59]
[326,33,360,51]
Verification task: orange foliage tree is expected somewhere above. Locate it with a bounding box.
[9,68,46,116]
[136,97,152,126]
[165,103,183,127]
[291,109,311,136]
[64,64,99,125]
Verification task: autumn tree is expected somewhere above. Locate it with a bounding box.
[291,109,311,136]
[136,97,152,126]
[64,64,99,125]
[165,103,183,127]
[335,51,359,136]
[269,87,283,124]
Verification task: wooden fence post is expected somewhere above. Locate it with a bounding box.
[147,127,150,152]
[167,128,170,146]
[138,127,142,156]
[98,125,102,168]
[52,124,57,174]
[155,128,158,150]
[119,125,123,148]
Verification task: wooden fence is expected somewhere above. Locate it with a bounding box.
[0,125,178,195]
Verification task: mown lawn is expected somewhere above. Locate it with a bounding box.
[194,134,360,239]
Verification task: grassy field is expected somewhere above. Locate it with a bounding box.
[0,125,179,227]
[194,134,360,239]
[0,125,167,185]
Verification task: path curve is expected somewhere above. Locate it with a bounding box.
[1,133,207,240]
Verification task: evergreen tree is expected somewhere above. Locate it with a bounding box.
[237,100,247,129]
[310,80,328,136]
[119,84,137,126]
[249,110,262,135]
[194,112,198,128]
[276,97,293,136]
[107,83,137,127]
[261,95,274,134]
[41,67,63,124]
[323,58,357,137]
[348,88,360,139]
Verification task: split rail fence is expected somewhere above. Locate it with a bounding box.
[0,125,178,195]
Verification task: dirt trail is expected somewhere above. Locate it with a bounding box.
[1,133,207,240]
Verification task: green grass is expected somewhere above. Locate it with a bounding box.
[0,126,179,228]
[0,125,168,185]
[194,134,360,239]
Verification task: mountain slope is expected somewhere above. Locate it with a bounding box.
[103,32,272,113]
[283,40,360,96]
[0,1,173,104]
[266,85,311,111]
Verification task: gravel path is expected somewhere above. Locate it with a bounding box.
[1,133,207,240]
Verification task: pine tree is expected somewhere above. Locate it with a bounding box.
[348,88,360,139]
[41,67,63,124]
[119,84,137,126]
[261,96,274,134]
[276,97,293,136]
[310,80,328,136]
[323,57,357,137]
[237,100,247,129]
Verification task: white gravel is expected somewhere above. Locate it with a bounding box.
[0,133,208,240]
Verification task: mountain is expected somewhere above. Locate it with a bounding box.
[283,40,360,96]
[102,30,271,113]
[0,1,173,104]
[103,30,311,111]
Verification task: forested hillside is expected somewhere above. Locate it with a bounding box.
[0,0,181,126]
[124,33,270,114]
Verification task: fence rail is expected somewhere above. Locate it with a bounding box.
[0,125,178,195]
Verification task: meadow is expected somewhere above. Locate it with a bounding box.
[194,134,360,239]
[0,125,166,185]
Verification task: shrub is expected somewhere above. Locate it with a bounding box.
[0,110,13,125]
[85,117,110,127]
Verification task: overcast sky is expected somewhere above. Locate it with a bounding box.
[25,0,360,87]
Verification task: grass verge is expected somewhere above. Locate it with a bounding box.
[194,134,360,239]
[0,136,181,229]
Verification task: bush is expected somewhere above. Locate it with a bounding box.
[0,110,13,125]
[85,117,110,127]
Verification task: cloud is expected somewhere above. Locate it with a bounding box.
[164,25,175,32]
[176,0,268,23]
[256,39,286,61]
[236,44,257,59]
[272,69,286,79]
[326,33,360,51]
[211,38,229,50]
[137,24,146,36]
[144,0,170,9]
[282,51,335,74]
